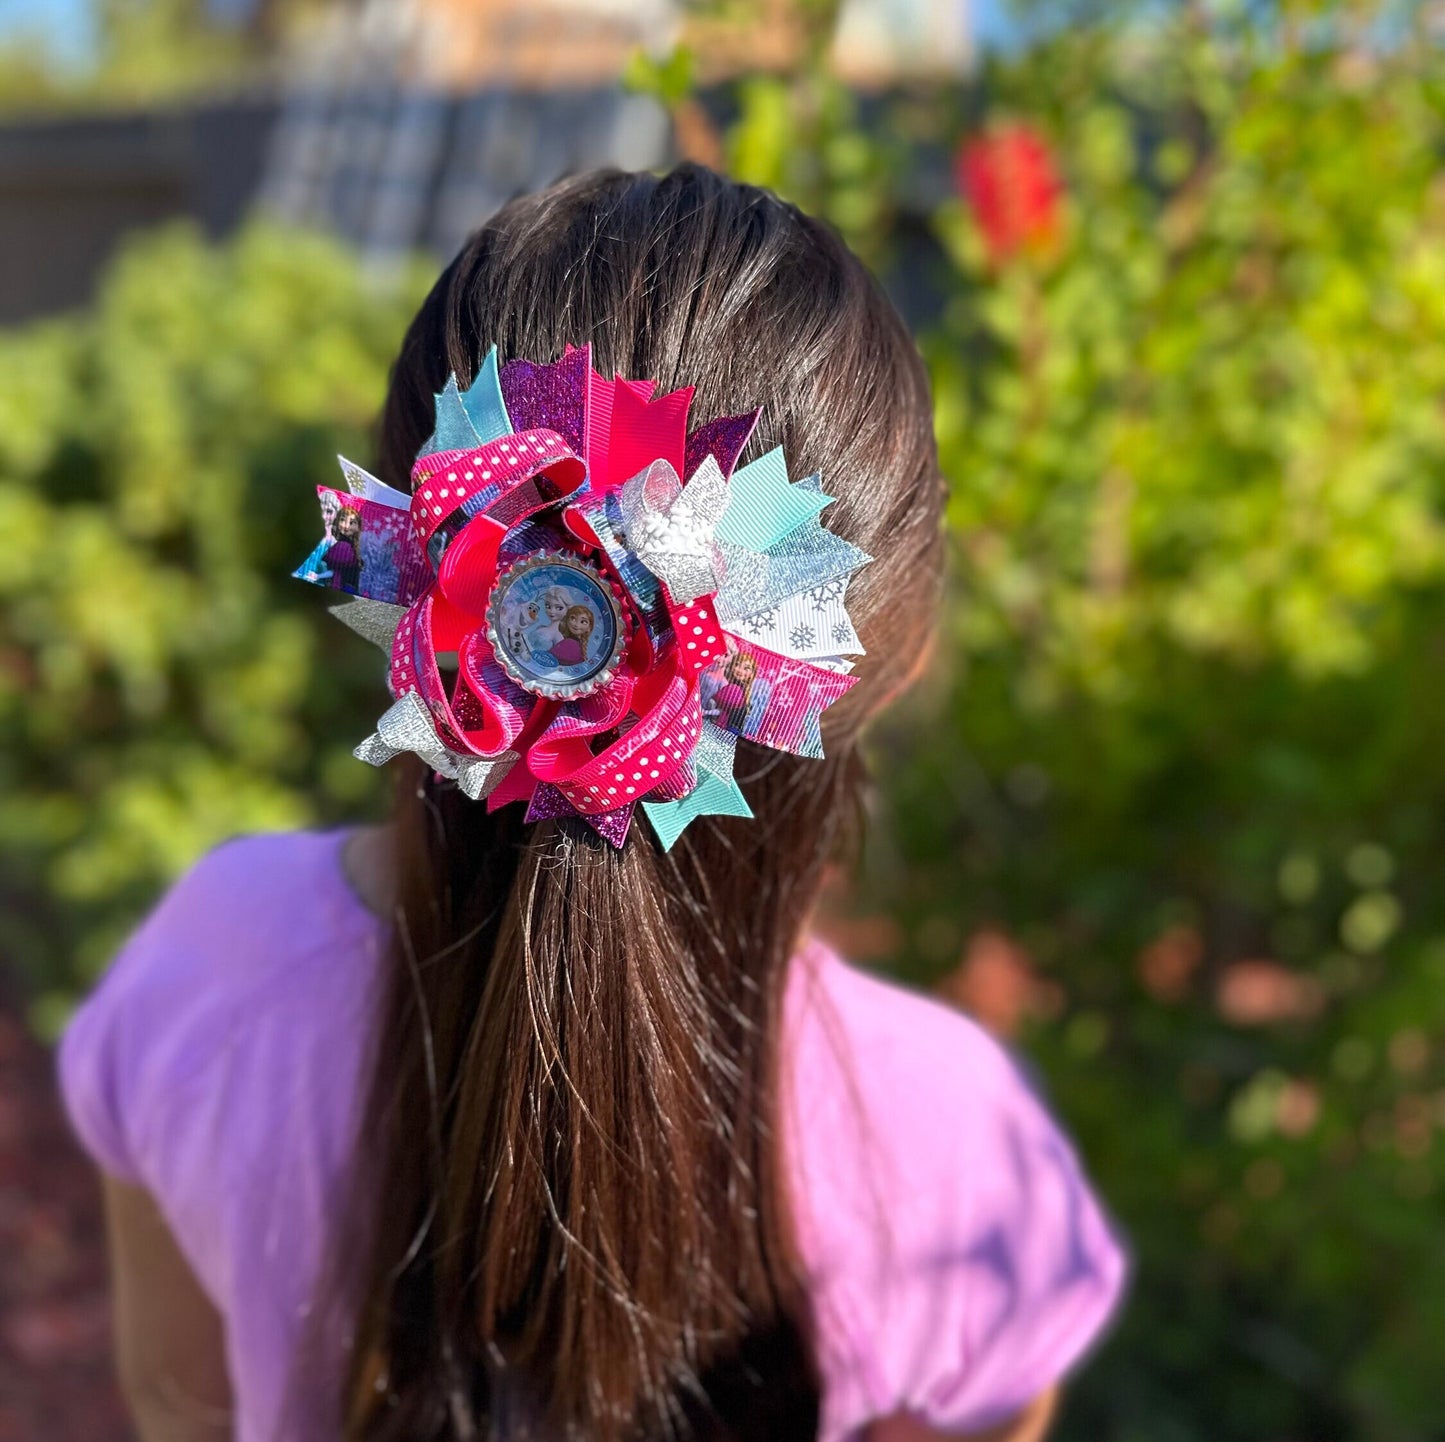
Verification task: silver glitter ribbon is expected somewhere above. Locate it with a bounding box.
[453,752,517,800]
[328,597,408,653]
[354,692,517,800]
[715,473,871,624]
[692,721,737,783]
[618,455,730,605]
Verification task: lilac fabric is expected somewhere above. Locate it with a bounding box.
[58,830,1127,1442]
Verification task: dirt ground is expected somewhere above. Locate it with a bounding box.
[0,1003,130,1441]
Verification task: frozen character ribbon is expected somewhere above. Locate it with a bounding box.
[294,344,870,849]
[292,489,431,606]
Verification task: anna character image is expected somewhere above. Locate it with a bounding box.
[546,604,595,667]
[324,506,364,595]
[701,648,771,738]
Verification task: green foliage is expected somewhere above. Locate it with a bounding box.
[0,222,430,1029]
[727,69,928,265]
[623,44,697,109]
[86,0,253,104]
[731,9,1445,1440]
[0,33,67,113]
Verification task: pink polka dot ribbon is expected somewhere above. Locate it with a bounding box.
[527,658,702,815]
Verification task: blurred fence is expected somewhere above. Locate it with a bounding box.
[0,100,273,322]
[0,83,667,324]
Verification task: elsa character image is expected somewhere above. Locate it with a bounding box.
[296,533,333,584]
[700,649,771,739]
[524,586,571,656]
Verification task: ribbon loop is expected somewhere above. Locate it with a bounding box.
[618,455,730,605]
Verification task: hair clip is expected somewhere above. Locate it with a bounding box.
[294,344,871,849]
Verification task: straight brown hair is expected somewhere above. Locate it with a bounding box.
[327,165,944,1442]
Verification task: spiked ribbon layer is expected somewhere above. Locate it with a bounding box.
[293,344,870,849]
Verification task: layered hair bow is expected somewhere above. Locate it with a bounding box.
[295,345,870,849]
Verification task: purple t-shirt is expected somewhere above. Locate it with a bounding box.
[59,829,1127,1442]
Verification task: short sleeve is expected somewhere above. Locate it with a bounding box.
[57,967,144,1181]
[785,948,1129,1441]
[57,904,199,1184]
[56,852,223,1185]
[914,1056,1129,1428]
[56,828,386,1442]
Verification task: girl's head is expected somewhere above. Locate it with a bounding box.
[333,506,361,542]
[561,604,594,643]
[726,649,758,686]
[541,586,570,621]
[341,166,943,1441]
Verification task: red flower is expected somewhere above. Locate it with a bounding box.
[1216,960,1325,1027]
[955,123,1065,266]
[941,928,1056,1039]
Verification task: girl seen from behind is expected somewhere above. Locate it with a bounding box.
[60,165,1126,1442]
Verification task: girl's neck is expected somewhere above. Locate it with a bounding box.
[341,824,395,920]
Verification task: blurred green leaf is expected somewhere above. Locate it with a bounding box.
[733,6,1445,1437]
[0,220,429,1003]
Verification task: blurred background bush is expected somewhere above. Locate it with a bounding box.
[4,1,1445,1439]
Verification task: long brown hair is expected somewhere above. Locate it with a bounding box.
[331,166,943,1442]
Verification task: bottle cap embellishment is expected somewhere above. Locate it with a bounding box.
[486,553,626,700]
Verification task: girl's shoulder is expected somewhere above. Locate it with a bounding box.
[56,829,381,1258]
[62,828,375,1043]
[787,938,1045,1115]
[785,940,1129,1441]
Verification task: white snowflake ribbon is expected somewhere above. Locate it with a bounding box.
[619,455,730,605]
[731,578,863,661]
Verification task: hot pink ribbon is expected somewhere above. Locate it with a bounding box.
[386,426,717,830]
